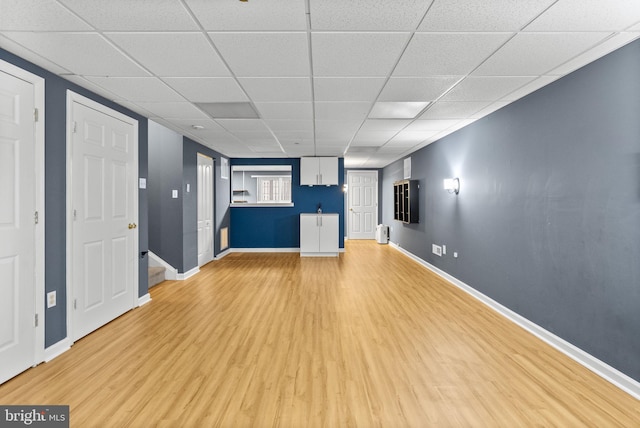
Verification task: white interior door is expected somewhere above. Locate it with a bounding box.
[0,66,43,384]
[348,171,378,239]
[69,94,138,342]
[197,154,214,266]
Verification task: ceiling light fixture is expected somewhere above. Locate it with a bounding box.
[191,125,205,130]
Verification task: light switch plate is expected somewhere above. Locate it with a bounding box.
[47,291,56,308]
[172,190,178,198]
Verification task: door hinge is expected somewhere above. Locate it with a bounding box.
[72,121,78,133]
[34,108,39,122]
[34,313,39,327]
[34,211,39,224]
[73,209,77,221]
[74,299,77,310]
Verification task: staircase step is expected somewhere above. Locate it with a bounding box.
[149,266,166,288]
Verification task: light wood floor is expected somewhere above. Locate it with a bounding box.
[1,241,638,427]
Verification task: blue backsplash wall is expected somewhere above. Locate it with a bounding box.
[230,158,345,249]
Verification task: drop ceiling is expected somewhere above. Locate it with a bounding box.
[1,0,639,167]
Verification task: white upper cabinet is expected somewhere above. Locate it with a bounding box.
[300,157,339,186]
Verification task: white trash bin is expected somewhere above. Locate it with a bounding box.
[375,224,389,244]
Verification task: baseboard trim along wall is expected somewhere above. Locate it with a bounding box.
[177,266,199,280]
[390,242,640,401]
[214,249,232,260]
[44,338,72,363]
[231,248,300,253]
[137,293,151,307]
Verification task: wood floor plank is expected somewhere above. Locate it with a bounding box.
[0,241,638,427]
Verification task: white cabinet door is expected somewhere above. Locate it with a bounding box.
[300,215,320,254]
[300,158,319,185]
[318,157,339,185]
[300,157,338,185]
[318,215,339,253]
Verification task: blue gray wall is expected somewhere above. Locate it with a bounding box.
[148,122,184,271]
[0,48,149,348]
[183,137,229,271]
[382,40,640,382]
[230,158,345,248]
[148,121,230,273]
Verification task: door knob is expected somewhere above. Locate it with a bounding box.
[128,223,137,229]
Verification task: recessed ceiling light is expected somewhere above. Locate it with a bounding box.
[195,102,260,119]
[369,102,430,119]
[192,125,205,130]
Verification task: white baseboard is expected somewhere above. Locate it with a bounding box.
[44,338,72,362]
[390,242,640,400]
[214,249,232,260]
[230,247,300,253]
[148,251,178,280]
[137,293,151,307]
[177,266,199,280]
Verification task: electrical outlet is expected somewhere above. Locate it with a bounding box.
[442,245,447,255]
[432,244,442,256]
[454,252,458,258]
[47,291,56,308]
[172,189,178,198]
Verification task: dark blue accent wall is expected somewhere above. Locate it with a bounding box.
[0,48,149,348]
[382,40,640,382]
[230,158,345,248]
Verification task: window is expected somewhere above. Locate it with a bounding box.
[258,176,291,203]
[231,165,293,206]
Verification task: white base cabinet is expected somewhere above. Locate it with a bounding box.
[300,213,339,257]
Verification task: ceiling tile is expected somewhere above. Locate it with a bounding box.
[502,76,559,101]
[419,0,555,32]
[440,76,535,102]
[418,101,491,119]
[315,120,361,134]
[166,118,225,133]
[378,77,462,101]
[59,0,198,31]
[185,0,307,30]
[0,0,92,31]
[312,32,410,76]
[164,77,248,102]
[394,33,512,76]
[471,101,511,119]
[137,102,210,119]
[359,119,411,131]
[403,119,459,131]
[0,35,71,75]
[387,130,438,146]
[351,131,397,146]
[254,102,313,120]
[86,77,184,102]
[2,32,149,76]
[473,32,611,76]
[265,120,314,132]
[314,102,371,120]
[209,32,309,77]
[216,119,269,132]
[525,0,640,32]
[63,75,119,100]
[314,77,386,102]
[310,0,433,30]
[238,78,312,102]
[108,32,229,77]
[548,32,640,75]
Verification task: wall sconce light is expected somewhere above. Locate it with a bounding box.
[443,178,460,195]
[342,184,348,193]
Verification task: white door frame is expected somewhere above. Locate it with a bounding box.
[65,91,139,344]
[0,59,45,366]
[346,170,378,239]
